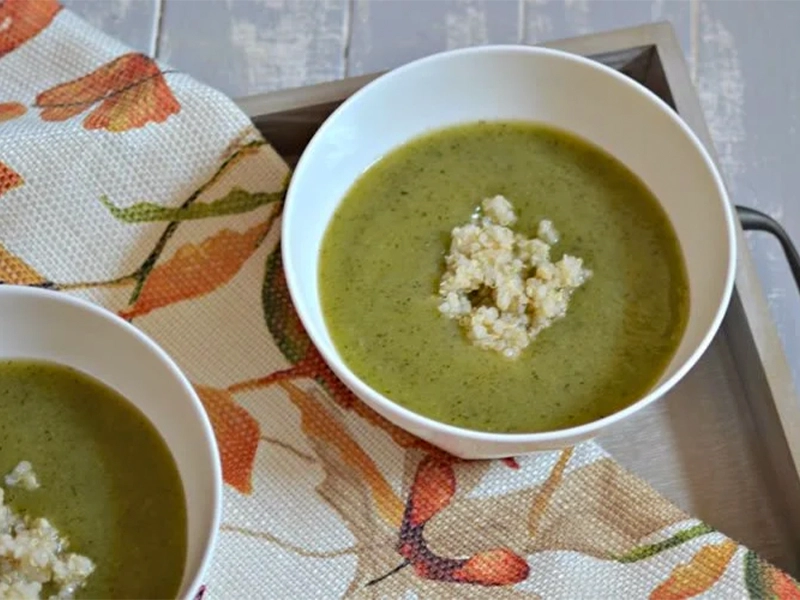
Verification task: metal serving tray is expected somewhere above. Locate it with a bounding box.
[236,23,800,575]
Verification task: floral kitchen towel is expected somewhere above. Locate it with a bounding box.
[1,1,798,598]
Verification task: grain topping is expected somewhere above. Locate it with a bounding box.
[437,195,592,359]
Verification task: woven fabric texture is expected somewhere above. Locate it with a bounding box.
[0,2,796,598]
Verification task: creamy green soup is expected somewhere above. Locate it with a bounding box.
[0,360,186,598]
[319,121,689,433]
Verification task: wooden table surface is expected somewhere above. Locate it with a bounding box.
[62,0,800,395]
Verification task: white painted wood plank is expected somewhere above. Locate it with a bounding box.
[347,0,520,76]
[523,0,691,52]
[347,0,693,78]
[157,0,349,98]
[694,0,800,393]
[62,0,158,55]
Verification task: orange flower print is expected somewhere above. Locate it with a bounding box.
[0,102,26,123]
[650,540,737,600]
[278,380,404,528]
[35,53,180,132]
[120,220,271,320]
[0,243,45,285]
[0,0,62,58]
[0,161,23,197]
[368,456,529,588]
[195,385,260,494]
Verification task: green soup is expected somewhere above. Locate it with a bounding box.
[0,360,187,599]
[319,121,689,434]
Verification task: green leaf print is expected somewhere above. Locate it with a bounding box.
[262,244,313,365]
[99,187,283,223]
[745,550,770,599]
[615,523,715,563]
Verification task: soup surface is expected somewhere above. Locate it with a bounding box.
[0,360,186,598]
[319,121,689,433]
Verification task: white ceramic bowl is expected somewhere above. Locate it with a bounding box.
[282,45,737,458]
[0,285,221,599]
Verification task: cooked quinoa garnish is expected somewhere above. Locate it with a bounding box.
[4,462,39,492]
[1,464,95,600]
[437,195,592,359]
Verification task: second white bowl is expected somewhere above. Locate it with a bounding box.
[0,285,221,599]
[282,45,736,458]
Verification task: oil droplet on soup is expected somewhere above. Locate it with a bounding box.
[0,360,186,599]
[319,121,689,433]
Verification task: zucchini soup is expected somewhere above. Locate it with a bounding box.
[319,121,689,434]
[0,360,186,599]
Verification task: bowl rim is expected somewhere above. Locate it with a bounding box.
[282,43,737,445]
[0,284,222,598]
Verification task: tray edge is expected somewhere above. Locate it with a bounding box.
[650,24,800,484]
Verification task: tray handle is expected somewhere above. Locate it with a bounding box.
[737,205,800,295]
